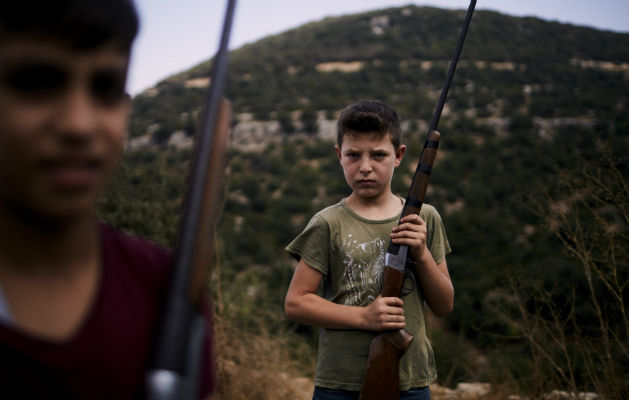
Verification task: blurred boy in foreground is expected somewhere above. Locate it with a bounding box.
[0,1,214,398]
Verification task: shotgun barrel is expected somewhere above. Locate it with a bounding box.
[146,1,237,399]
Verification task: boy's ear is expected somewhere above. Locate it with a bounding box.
[394,144,406,167]
[335,144,342,161]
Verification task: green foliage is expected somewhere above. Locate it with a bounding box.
[300,108,318,135]
[277,110,296,134]
[97,149,189,246]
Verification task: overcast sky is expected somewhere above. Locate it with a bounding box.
[127,0,629,96]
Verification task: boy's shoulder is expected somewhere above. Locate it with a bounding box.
[314,199,347,219]
[293,200,353,242]
[419,203,439,218]
[309,198,364,228]
[100,223,173,288]
[420,203,447,223]
[100,223,170,258]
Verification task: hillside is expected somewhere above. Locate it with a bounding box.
[128,6,627,143]
[102,6,629,399]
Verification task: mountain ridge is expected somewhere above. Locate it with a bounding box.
[128,5,627,150]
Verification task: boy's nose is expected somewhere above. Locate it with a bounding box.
[55,86,97,140]
[359,157,372,174]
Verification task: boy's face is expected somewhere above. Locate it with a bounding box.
[335,132,405,201]
[0,36,131,221]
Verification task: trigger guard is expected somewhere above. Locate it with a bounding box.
[400,268,416,297]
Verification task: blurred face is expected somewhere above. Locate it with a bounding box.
[0,36,131,221]
[336,132,405,201]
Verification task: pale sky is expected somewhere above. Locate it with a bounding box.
[128,0,629,96]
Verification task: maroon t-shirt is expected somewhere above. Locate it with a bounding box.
[0,223,215,399]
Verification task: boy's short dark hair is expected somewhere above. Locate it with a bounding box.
[0,0,139,52]
[337,100,402,149]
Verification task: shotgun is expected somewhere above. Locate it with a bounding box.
[145,1,237,399]
[359,2,476,399]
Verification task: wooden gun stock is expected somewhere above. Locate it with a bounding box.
[189,99,231,307]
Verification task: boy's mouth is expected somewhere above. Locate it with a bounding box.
[41,158,103,191]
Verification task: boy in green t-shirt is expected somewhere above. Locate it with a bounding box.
[285,100,453,400]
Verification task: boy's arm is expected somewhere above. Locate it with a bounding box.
[416,255,453,317]
[284,260,406,331]
[390,214,454,317]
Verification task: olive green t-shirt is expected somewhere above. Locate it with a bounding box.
[285,198,451,391]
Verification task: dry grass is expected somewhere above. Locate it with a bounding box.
[210,314,601,400]
[212,313,315,400]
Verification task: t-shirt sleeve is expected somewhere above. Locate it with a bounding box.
[284,214,331,276]
[423,205,451,265]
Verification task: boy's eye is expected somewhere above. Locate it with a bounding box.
[1,63,67,98]
[91,69,127,105]
[0,62,127,105]
[373,152,386,159]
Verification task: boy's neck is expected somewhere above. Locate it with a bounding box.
[0,206,101,277]
[345,191,403,220]
[0,206,102,340]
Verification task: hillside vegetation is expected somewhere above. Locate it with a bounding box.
[101,6,628,399]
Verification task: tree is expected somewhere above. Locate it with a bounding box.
[513,147,628,398]
[278,110,295,134]
[300,108,318,135]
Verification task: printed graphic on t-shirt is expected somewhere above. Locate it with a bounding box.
[340,234,387,305]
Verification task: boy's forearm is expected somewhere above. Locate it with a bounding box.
[285,291,367,330]
[415,250,454,317]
